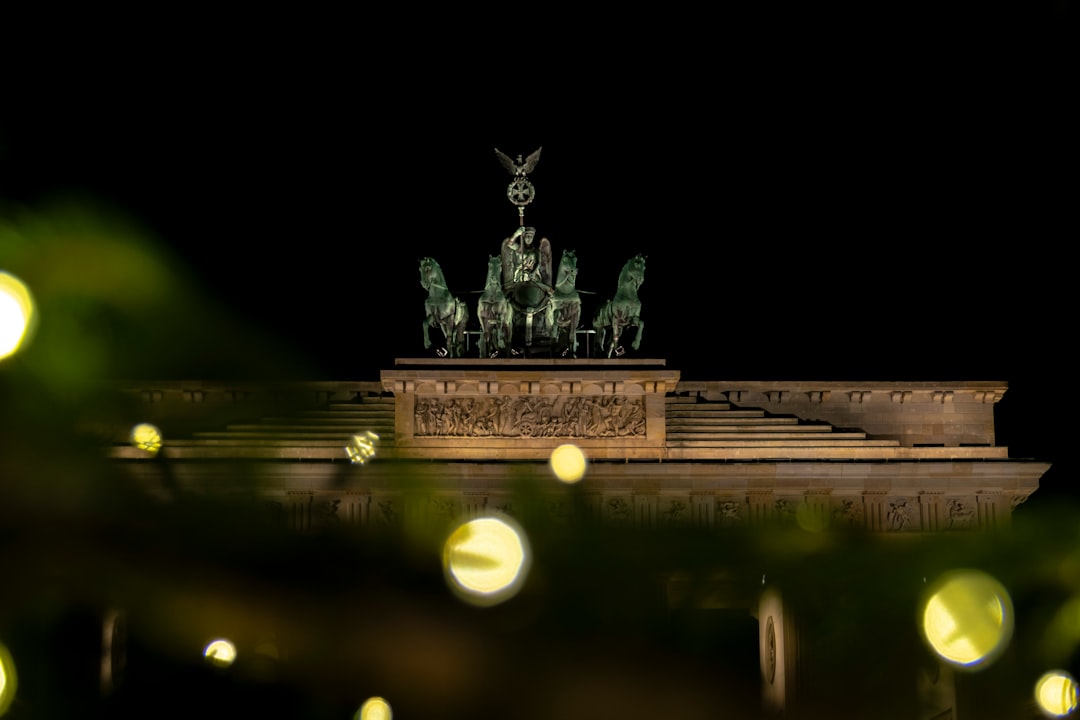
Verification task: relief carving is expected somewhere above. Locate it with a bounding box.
[414,395,645,438]
[774,498,796,523]
[946,498,977,529]
[718,500,743,528]
[887,498,913,531]
[375,499,398,527]
[606,497,632,522]
[317,498,341,525]
[832,498,864,527]
[430,497,459,520]
[662,500,688,524]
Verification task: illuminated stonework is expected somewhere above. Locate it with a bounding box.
[414,395,645,438]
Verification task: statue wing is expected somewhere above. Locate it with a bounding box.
[539,237,553,286]
[522,146,542,174]
[494,148,517,176]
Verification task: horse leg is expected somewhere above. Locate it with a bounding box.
[570,305,580,356]
[423,317,432,350]
[609,320,623,358]
[456,302,469,358]
[500,310,511,352]
[632,316,644,350]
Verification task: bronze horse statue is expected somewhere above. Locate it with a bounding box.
[477,255,511,358]
[592,254,645,357]
[420,257,468,358]
[550,249,582,357]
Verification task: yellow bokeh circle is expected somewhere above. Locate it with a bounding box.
[921,569,1014,669]
[130,423,163,454]
[443,517,530,607]
[550,444,587,483]
[356,696,392,720]
[1036,671,1079,717]
[0,642,17,716]
[203,639,237,667]
[0,272,35,361]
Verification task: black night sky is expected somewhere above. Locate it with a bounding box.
[0,11,1078,719]
[0,11,1073,499]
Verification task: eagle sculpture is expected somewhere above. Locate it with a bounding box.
[494,147,542,179]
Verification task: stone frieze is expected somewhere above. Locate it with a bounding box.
[414,395,646,438]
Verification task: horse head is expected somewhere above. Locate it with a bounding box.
[557,250,578,287]
[485,255,503,287]
[419,257,443,292]
[620,254,646,290]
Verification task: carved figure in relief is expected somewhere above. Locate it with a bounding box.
[888,499,912,530]
[376,500,397,526]
[475,400,498,436]
[663,501,687,524]
[593,254,646,357]
[719,501,742,527]
[430,497,457,519]
[411,395,647,438]
[606,497,631,521]
[318,498,341,525]
[420,257,469,358]
[832,498,863,526]
[946,499,976,529]
[774,498,796,522]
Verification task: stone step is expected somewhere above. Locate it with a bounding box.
[666,409,767,418]
[194,431,392,441]
[300,409,395,418]
[665,398,731,410]
[327,400,394,410]
[257,417,393,427]
[666,438,901,448]
[666,417,800,427]
[667,431,871,441]
[221,423,390,433]
[168,438,394,449]
[667,426,848,436]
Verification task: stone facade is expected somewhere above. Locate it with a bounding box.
[102,361,1050,720]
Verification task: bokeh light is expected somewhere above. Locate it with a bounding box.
[795,502,828,532]
[355,696,392,720]
[0,642,16,716]
[0,272,35,360]
[203,639,237,667]
[443,517,530,607]
[921,569,1014,669]
[130,423,162,454]
[346,431,380,464]
[549,443,587,483]
[1036,671,1079,717]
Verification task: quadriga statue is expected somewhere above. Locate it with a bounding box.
[593,254,645,357]
[419,257,468,358]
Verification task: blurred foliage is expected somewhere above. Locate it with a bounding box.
[0,199,316,392]
[1,200,1076,718]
